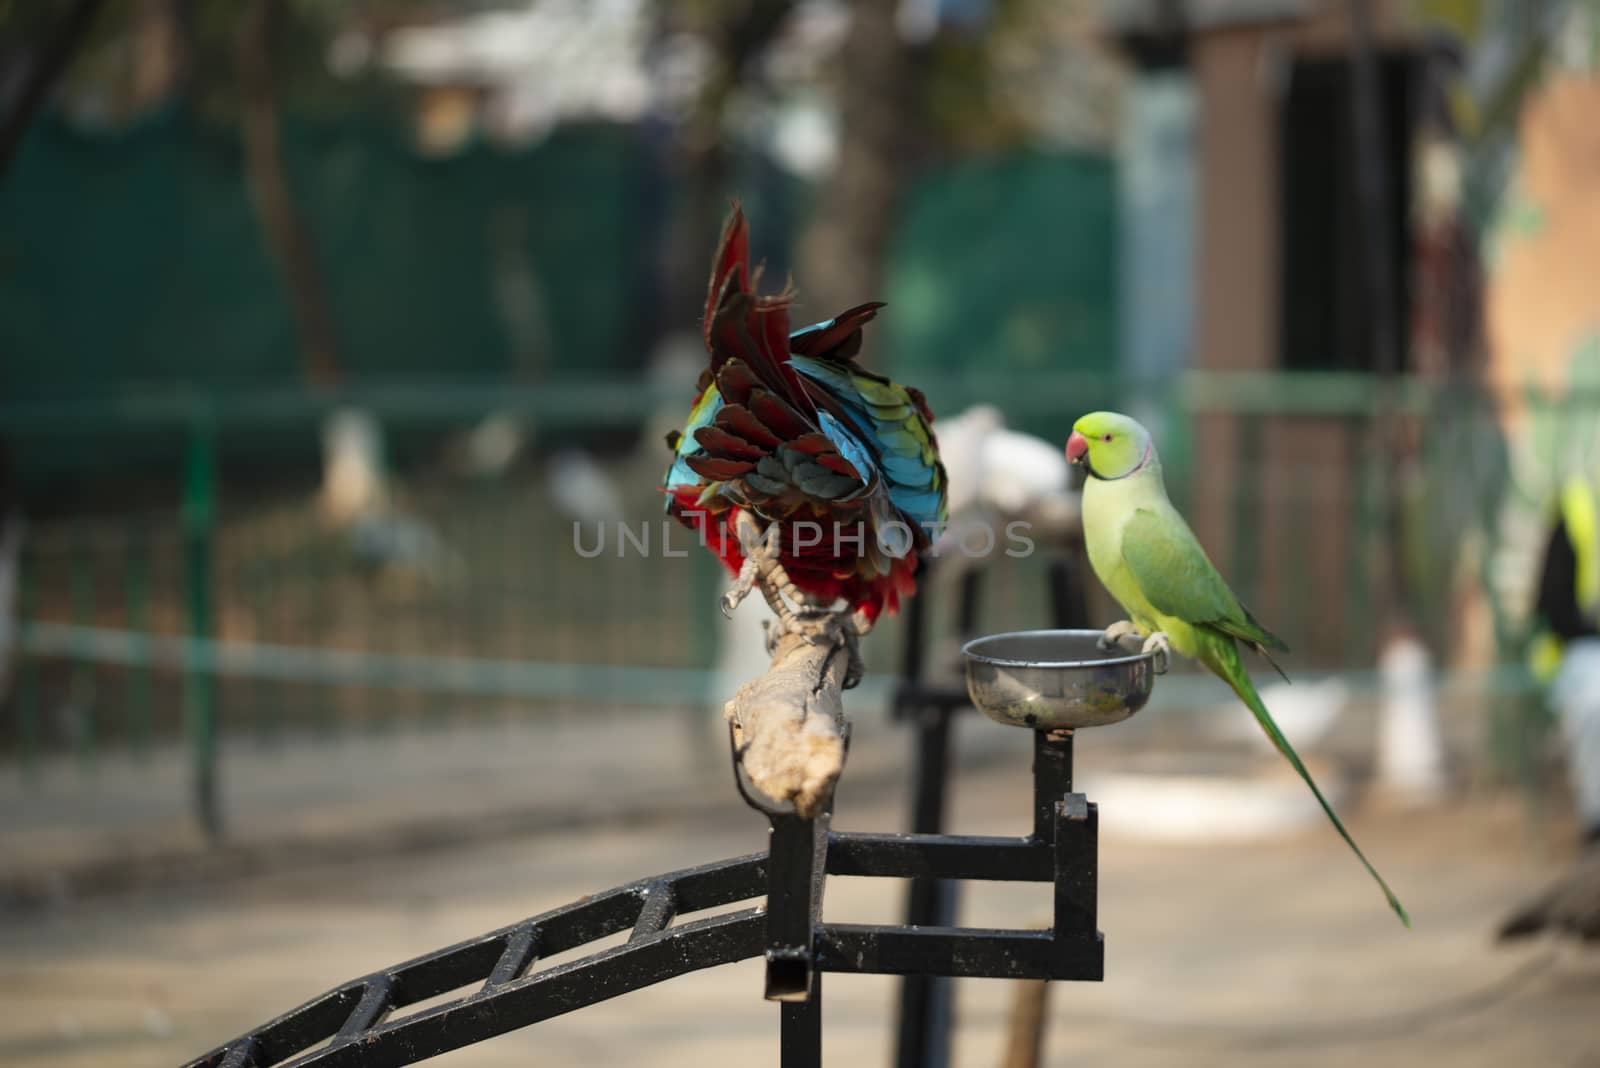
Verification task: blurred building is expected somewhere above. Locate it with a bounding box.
[1106,0,1470,661]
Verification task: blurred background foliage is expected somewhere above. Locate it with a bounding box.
[0,0,1121,422]
[1,0,1596,828]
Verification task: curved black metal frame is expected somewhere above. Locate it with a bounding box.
[184,853,768,1068]
[185,734,1098,1068]
[185,553,1101,1068]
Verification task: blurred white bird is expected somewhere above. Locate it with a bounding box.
[545,448,625,527]
[318,408,461,587]
[320,408,390,524]
[935,404,1079,550]
[463,413,527,478]
[347,513,459,582]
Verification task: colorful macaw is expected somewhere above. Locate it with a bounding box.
[1068,410,1410,927]
[663,207,947,633]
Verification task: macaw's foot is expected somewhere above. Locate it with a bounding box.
[721,513,795,624]
[721,553,760,618]
[763,605,866,691]
[1098,619,1141,651]
[726,513,865,689]
[1141,630,1171,675]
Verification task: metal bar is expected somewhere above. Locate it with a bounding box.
[781,970,822,1068]
[631,883,677,941]
[890,682,970,715]
[485,882,654,962]
[1228,412,1264,611]
[125,524,153,762]
[183,424,221,841]
[896,556,930,687]
[765,813,828,1002]
[895,563,963,1068]
[381,939,507,1011]
[483,924,540,990]
[284,910,764,1068]
[956,567,982,640]
[216,1036,260,1068]
[1032,730,1073,843]
[670,852,769,911]
[17,551,39,785]
[901,701,958,1065]
[0,370,1464,439]
[1052,794,1097,939]
[186,854,769,1068]
[69,530,95,774]
[816,925,1102,982]
[375,856,759,1007]
[335,976,394,1039]
[828,833,1050,882]
[905,705,955,844]
[207,987,364,1068]
[895,884,955,1068]
[14,620,734,709]
[1047,553,1088,630]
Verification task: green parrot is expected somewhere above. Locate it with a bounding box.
[1066,411,1409,927]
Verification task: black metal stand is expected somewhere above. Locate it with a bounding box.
[762,728,1101,1068]
[184,554,1106,1068]
[891,553,1089,1068]
[185,726,1101,1068]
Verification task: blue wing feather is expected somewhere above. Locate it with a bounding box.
[663,386,724,496]
[790,357,946,532]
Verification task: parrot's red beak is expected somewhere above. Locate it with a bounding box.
[1065,431,1088,465]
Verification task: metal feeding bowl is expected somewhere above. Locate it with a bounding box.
[962,629,1157,731]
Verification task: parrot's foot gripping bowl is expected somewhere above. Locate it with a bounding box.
[962,629,1156,731]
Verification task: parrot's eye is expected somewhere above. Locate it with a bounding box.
[1101,433,1113,443]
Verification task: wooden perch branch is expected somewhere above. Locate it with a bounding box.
[724,612,858,819]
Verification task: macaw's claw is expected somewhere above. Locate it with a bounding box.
[720,555,760,618]
[1098,619,1140,651]
[721,510,866,690]
[851,607,875,638]
[1141,630,1171,675]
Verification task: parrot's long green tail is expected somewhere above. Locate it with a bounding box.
[1208,642,1411,928]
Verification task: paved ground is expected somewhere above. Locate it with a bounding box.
[0,704,1595,1068]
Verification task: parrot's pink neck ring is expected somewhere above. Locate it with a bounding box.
[1095,438,1154,482]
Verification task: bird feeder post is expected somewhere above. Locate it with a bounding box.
[892,562,963,1068]
[765,810,829,1067]
[893,553,1090,1068]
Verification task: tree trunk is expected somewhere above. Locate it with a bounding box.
[235,0,341,390]
[655,1,795,341]
[0,0,109,181]
[129,0,188,112]
[796,0,927,316]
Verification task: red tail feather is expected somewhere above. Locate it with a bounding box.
[703,208,749,352]
[702,207,817,420]
[789,302,885,361]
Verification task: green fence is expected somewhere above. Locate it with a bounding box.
[4,369,1573,840]
[0,110,1117,413]
[0,112,657,399]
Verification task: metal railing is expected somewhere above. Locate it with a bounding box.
[0,369,1575,837]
